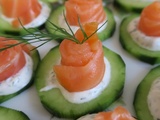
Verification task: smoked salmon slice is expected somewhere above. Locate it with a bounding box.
[94,106,136,120]
[53,22,105,92]
[65,0,106,26]
[138,1,160,36]
[0,37,30,82]
[0,0,42,27]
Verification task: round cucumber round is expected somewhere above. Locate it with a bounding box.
[119,14,160,65]
[0,1,51,36]
[0,17,29,36]
[35,45,125,119]
[114,0,152,13]
[45,6,116,42]
[41,0,65,3]
[0,106,29,120]
[133,66,160,120]
[0,43,40,103]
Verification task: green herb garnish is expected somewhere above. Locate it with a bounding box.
[0,14,107,52]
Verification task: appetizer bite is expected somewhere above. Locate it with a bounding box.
[46,0,116,42]
[0,37,40,103]
[0,106,29,120]
[134,65,160,120]
[35,21,125,119]
[0,0,51,35]
[114,0,154,13]
[77,106,136,120]
[119,1,160,64]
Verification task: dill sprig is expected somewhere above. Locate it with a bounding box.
[0,13,107,52]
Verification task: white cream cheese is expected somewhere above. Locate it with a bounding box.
[127,17,160,51]
[40,57,111,104]
[0,52,33,95]
[24,1,51,28]
[147,77,160,120]
[0,1,51,28]
[58,12,107,34]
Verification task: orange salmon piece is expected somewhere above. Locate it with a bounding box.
[94,106,136,120]
[0,37,30,82]
[138,1,160,36]
[53,22,105,92]
[0,0,41,27]
[20,43,34,55]
[65,0,106,26]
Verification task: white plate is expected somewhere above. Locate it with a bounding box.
[1,4,153,120]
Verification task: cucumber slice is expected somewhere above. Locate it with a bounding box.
[114,0,152,13]
[0,106,29,120]
[0,17,30,36]
[35,45,125,119]
[133,66,160,120]
[0,44,40,103]
[0,1,51,36]
[119,14,160,65]
[45,6,116,42]
[41,0,65,3]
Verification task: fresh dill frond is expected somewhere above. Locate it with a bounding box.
[80,20,108,44]
[0,14,107,52]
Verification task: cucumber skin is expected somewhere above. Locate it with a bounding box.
[45,6,116,42]
[35,45,125,119]
[133,66,160,120]
[0,45,40,103]
[0,17,45,36]
[0,17,29,36]
[98,8,116,41]
[114,0,151,13]
[119,14,160,65]
[0,106,29,120]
